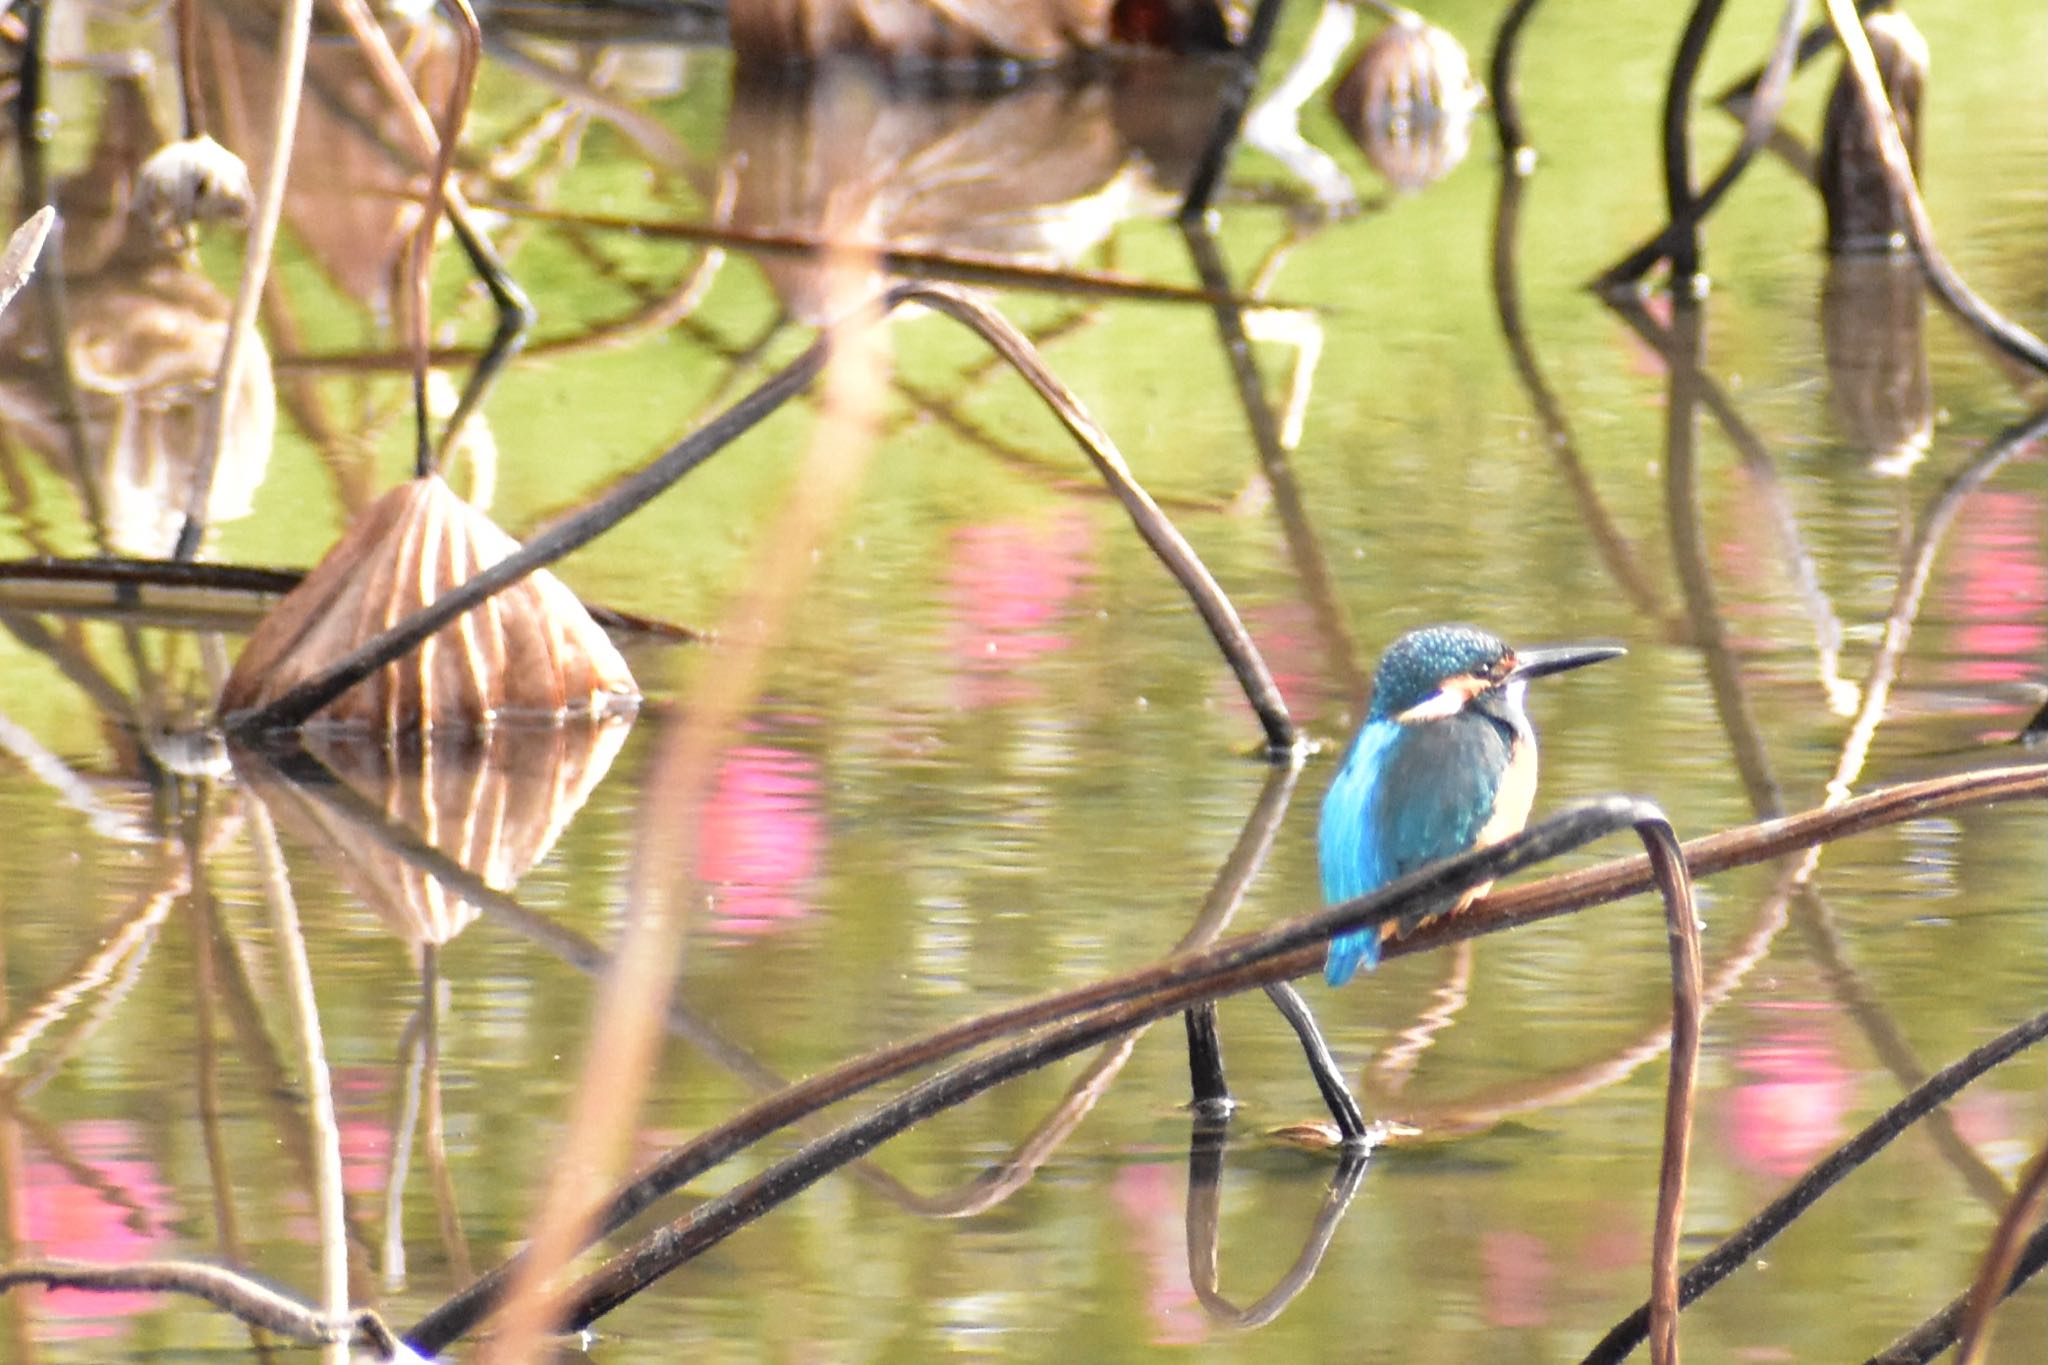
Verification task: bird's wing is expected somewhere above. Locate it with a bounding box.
[1362,715,1511,932]
[1319,720,1400,905]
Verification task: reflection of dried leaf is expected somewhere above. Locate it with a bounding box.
[731,0,1112,64]
[218,475,638,731]
[0,258,276,556]
[0,207,55,316]
[730,65,1179,318]
[238,720,630,945]
[1822,254,1931,475]
[195,0,456,309]
[1265,1117,1418,1153]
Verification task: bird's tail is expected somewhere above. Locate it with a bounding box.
[1324,925,1381,986]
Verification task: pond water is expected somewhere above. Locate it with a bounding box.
[2,0,2046,1359]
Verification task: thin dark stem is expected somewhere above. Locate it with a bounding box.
[1178,0,1290,221]
[1711,0,1884,109]
[224,284,1296,756]
[409,0,481,476]
[1262,981,1367,1143]
[1598,0,1806,291]
[1583,1004,2048,1363]
[1661,0,1730,287]
[1488,0,1548,162]
[1951,1137,2048,1363]
[1870,1222,2048,1363]
[0,1260,399,1356]
[1490,168,1678,636]
[1183,1005,1231,1114]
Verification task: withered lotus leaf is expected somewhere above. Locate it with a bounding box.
[219,475,638,731]
[729,0,1113,65]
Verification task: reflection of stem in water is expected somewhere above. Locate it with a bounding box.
[1789,887,2007,1210]
[1654,297,1784,814]
[1585,1003,2048,1364]
[0,708,149,844]
[1821,0,2048,375]
[1951,1136,2048,1365]
[1658,0,1729,287]
[420,962,469,1285]
[1619,294,1855,727]
[1185,1128,1368,1328]
[246,798,350,1352]
[1490,170,1679,638]
[383,957,429,1292]
[1371,940,1472,1094]
[1242,0,1361,216]
[1818,405,2048,807]
[0,865,181,1076]
[14,1,110,549]
[186,837,279,1363]
[1596,0,1807,292]
[1183,220,1362,703]
[1177,0,1290,221]
[175,0,315,560]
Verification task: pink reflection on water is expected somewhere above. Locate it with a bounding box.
[946,512,1094,709]
[1110,1162,1209,1346]
[701,741,822,937]
[18,1119,173,1334]
[1481,1229,1552,1328]
[1933,489,2048,692]
[1727,1004,1850,1179]
[334,1067,393,1198]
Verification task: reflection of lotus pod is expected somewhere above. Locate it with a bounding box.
[218,475,639,731]
[1818,9,1927,255]
[1821,253,1931,475]
[133,136,252,248]
[1330,16,1484,192]
[239,720,631,946]
[729,63,1162,322]
[730,0,1114,65]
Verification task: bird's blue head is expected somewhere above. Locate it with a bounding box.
[1367,624,1515,723]
[1364,624,1625,727]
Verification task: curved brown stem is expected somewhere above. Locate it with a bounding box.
[1598,0,1806,292]
[224,283,1297,755]
[1660,0,1730,287]
[1952,1137,2048,1365]
[1186,1131,1369,1327]
[0,1260,400,1356]
[1585,1004,2048,1363]
[410,0,482,476]
[1822,0,2048,373]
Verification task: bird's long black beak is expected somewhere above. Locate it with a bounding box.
[1507,642,1626,685]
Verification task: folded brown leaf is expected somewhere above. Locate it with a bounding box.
[218,475,638,730]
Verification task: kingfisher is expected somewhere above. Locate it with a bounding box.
[1319,624,1624,985]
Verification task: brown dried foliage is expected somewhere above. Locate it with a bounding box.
[218,476,637,731]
